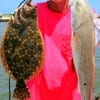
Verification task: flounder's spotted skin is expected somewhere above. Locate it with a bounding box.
[0,5,44,100]
[1,7,44,80]
[1,19,44,79]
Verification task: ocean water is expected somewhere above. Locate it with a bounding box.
[0,22,100,99]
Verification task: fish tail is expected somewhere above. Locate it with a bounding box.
[13,79,30,100]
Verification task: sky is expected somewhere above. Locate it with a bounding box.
[0,0,100,14]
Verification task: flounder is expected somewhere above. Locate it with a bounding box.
[0,1,44,100]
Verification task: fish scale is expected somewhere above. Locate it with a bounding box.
[71,0,96,100]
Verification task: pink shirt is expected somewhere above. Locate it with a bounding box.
[26,2,81,100]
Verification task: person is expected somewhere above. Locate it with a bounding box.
[15,0,81,100]
[94,14,100,46]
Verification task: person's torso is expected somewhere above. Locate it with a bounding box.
[37,2,75,88]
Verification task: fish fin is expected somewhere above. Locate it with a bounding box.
[71,1,83,31]
[13,79,30,100]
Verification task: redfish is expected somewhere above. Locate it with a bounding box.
[71,0,96,100]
